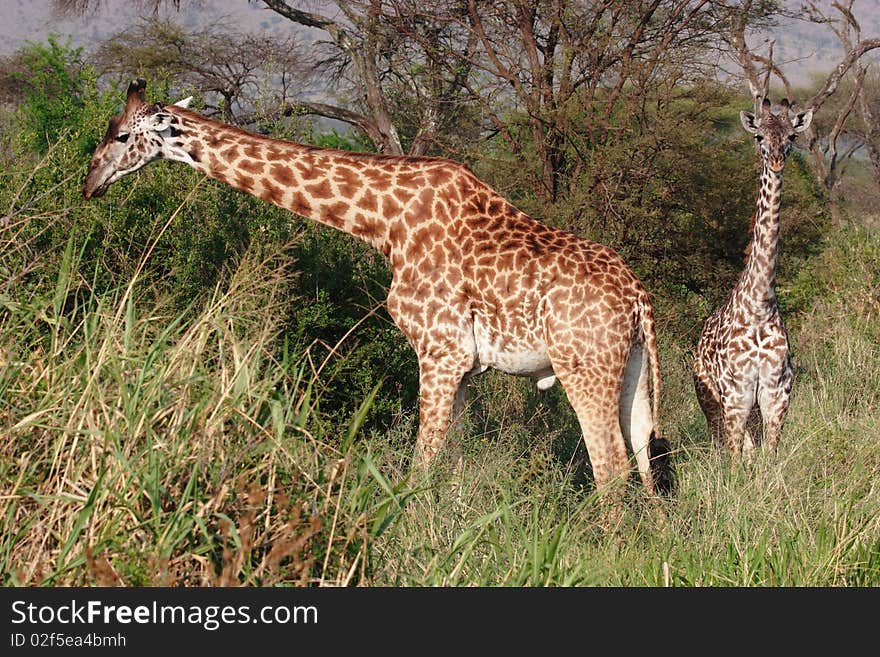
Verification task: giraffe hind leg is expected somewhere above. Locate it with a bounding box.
[756,379,791,456]
[554,355,631,505]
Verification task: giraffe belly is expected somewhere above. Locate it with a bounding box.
[470,315,555,385]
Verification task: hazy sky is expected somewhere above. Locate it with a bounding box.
[0,0,300,55]
[1,0,877,86]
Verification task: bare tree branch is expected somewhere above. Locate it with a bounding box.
[94,18,305,122]
[815,64,865,191]
[855,65,880,188]
[731,0,880,193]
[802,0,880,114]
[806,38,880,113]
[261,0,403,154]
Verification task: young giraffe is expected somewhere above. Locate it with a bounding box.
[693,98,812,458]
[84,79,671,495]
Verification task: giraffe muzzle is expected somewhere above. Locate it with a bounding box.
[82,169,109,200]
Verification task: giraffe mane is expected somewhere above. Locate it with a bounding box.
[163,105,463,167]
[743,210,757,262]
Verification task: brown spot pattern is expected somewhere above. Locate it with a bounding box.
[271,163,296,187]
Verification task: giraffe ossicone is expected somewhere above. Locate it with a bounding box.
[693,97,812,458]
[84,78,672,496]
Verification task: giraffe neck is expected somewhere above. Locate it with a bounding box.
[737,162,782,315]
[162,107,398,254]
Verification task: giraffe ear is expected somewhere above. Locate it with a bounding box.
[792,108,813,133]
[147,111,174,133]
[173,96,193,109]
[740,110,759,134]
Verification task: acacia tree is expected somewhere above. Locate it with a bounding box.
[800,0,880,194]
[262,0,484,156]
[94,18,304,123]
[57,0,481,156]
[258,0,406,153]
[428,0,733,204]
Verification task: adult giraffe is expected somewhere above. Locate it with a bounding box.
[84,79,671,495]
[693,98,812,458]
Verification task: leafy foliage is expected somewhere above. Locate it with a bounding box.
[0,35,97,153]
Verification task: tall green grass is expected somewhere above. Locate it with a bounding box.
[2,190,878,586]
[0,199,413,585]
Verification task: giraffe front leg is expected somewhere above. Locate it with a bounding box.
[756,376,792,456]
[693,369,725,452]
[721,405,754,459]
[722,416,745,459]
[742,425,757,462]
[717,375,757,459]
[411,351,475,473]
[386,282,475,474]
[760,411,785,455]
[754,338,793,455]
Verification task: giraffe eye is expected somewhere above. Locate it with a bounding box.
[115,133,130,143]
[754,134,764,142]
[788,134,797,141]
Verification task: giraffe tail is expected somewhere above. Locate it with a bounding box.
[639,293,673,495]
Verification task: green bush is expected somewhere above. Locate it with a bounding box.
[5,36,97,154]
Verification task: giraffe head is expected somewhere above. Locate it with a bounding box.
[740,98,812,173]
[83,79,192,199]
